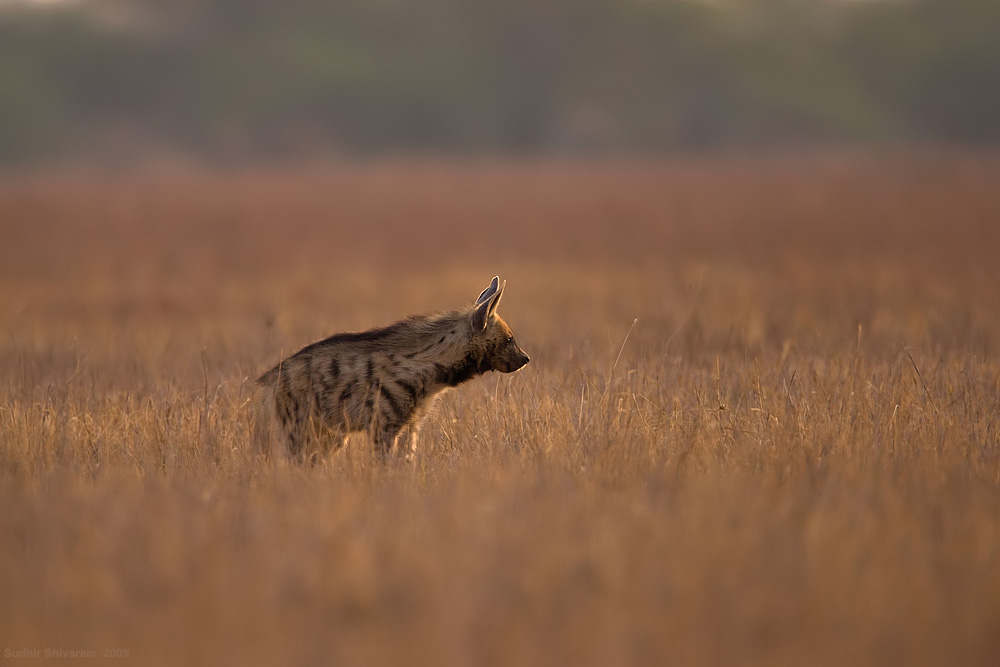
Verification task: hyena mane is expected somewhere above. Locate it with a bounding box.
[254,276,529,463]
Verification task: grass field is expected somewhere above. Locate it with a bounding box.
[2,154,1000,666]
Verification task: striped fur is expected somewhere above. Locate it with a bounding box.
[255,277,529,463]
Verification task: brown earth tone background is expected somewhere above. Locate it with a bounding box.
[2,153,1000,666]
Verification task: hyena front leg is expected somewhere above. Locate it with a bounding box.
[402,394,441,462]
[398,422,422,462]
[372,422,403,463]
[319,430,346,456]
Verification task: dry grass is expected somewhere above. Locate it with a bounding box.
[2,153,1000,666]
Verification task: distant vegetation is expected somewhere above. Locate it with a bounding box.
[1,0,999,162]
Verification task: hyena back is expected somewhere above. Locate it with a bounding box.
[256,276,529,463]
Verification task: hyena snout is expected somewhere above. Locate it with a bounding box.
[499,344,530,373]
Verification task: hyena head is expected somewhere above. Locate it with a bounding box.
[471,276,530,373]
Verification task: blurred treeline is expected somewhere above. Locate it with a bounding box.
[1,0,999,163]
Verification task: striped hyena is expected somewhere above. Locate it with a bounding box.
[255,276,530,463]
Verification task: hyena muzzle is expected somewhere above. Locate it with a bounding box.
[254,276,529,463]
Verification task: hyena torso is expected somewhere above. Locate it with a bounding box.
[256,276,529,462]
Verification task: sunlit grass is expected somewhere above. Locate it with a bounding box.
[1,155,999,666]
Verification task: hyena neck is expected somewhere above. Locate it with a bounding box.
[414,311,491,388]
[434,348,492,387]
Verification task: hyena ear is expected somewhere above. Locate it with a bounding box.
[473,280,505,331]
[487,280,506,319]
[476,276,501,306]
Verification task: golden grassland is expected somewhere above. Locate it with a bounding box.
[1,154,1000,666]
